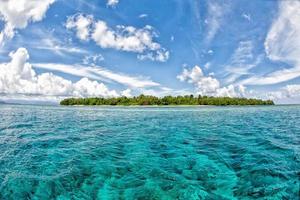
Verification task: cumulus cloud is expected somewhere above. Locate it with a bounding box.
[92,22,156,52]
[107,0,119,7]
[267,84,300,104]
[138,87,191,97]
[283,85,300,97]
[0,48,118,99]
[241,1,300,85]
[177,65,246,97]
[66,14,93,41]
[268,84,300,99]
[0,0,55,45]
[66,14,169,62]
[121,89,132,97]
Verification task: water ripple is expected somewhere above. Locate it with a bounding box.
[0,105,299,199]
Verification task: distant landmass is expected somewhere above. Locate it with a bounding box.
[60,95,274,106]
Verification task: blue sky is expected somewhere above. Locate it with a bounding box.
[0,0,300,104]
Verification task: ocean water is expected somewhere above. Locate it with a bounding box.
[0,105,299,200]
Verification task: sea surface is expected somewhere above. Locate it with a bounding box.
[0,104,299,200]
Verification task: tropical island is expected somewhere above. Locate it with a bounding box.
[60,95,274,106]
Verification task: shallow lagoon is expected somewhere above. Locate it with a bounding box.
[0,105,299,199]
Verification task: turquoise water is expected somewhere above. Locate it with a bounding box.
[0,105,299,200]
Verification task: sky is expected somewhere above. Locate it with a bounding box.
[0,0,300,104]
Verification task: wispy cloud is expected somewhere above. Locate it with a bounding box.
[139,14,148,18]
[34,63,161,88]
[242,13,251,21]
[204,1,229,44]
[224,41,262,84]
[242,1,300,86]
[239,67,300,86]
[26,28,88,56]
[36,38,88,56]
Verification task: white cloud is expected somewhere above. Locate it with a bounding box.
[34,63,186,99]
[205,1,228,43]
[19,28,87,56]
[239,67,300,86]
[230,41,254,64]
[66,14,93,41]
[66,14,169,62]
[37,37,87,55]
[241,1,300,86]
[34,63,160,88]
[138,87,191,97]
[177,65,220,95]
[265,1,300,65]
[177,65,246,97]
[73,77,118,97]
[107,0,119,7]
[137,49,169,62]
[121,89,132,97]
[0,48,118,99]
[0,0,55,45]
[139,14,148,18]
[267,84,300,104]
[224,41,262,83]
[242,13,251,21]
[82,54,104,65]
[284,85,300,98]
[92,22,154,52]
[204,62,211,69]
[170,36,175,42]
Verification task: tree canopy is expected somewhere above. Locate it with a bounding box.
[60,95,274,106]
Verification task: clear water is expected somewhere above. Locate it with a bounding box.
[0,105,299,200]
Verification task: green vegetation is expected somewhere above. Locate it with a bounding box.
[60,95,274,106]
